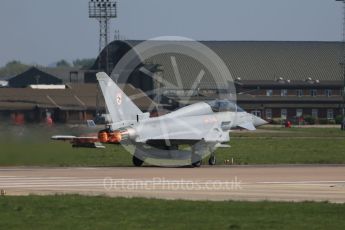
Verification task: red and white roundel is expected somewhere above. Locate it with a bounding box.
[116,94,122,105]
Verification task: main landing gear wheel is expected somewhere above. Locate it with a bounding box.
[208,155,216,166]
[132,156,144,167]
[191,154,202,168]
[192,160,202,168]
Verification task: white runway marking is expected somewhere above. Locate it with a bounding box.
[257,181,345,185]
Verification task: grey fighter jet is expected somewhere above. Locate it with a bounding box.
[52,72,267,167]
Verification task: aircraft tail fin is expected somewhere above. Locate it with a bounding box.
[96,72,143,123]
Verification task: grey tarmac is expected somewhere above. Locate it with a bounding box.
[0,165,344,203]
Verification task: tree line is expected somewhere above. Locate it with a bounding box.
[0,59,96,79]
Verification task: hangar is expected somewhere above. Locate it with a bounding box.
[9,67,63,88]
[90,40,344,123]
[8,66,86,87]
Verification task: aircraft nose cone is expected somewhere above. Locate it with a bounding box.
[252,115,268,127]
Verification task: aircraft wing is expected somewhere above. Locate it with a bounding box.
[135,115,229,143]
[136,129,213,142]
[238,122,256,131]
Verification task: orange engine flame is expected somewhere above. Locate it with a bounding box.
[109,131,122,143]
[98,130,122,144]
[98,131,109,143]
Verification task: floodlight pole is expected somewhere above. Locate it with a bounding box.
[343,60,345,130]
[342,0,345,130]
[89,0,117,73]
[336,0,345,130]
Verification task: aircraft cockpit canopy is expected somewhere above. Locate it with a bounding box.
[207,100,244,113]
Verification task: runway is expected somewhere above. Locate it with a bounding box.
[1,166,345,203]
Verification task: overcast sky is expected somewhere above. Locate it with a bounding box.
[0,0,343,66]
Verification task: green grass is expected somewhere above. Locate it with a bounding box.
[0,125,132,167]
[0,125,345,166]
[0,195,344,230]
[218,138,345,164]
[235,127,345,138]
[0,141,131,167]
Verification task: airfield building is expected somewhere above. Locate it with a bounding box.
[1,40,344,124]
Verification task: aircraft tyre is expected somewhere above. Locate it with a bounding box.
[192,160,202,168]
[132,156,144,167]
[208,155,216,165]
[191,154,202,167]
